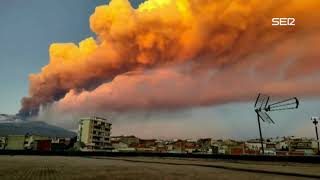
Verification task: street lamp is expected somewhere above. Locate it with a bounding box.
[311,117,319,155]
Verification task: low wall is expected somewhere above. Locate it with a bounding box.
[0,150,319,163]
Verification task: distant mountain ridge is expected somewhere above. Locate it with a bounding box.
[0,114,23,123]
[0,114,76,138]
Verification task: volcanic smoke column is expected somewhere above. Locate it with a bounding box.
[19,0,320,117]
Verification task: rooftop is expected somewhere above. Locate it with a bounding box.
[80,116,111,124]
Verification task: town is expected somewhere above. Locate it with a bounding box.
[0,116,319,156]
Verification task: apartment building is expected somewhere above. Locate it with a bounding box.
[78,116,112,151]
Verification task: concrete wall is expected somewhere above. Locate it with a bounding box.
[0,137,6,150]
[6,135,26,150]
[79,120,91,145]
[25,135,50,150]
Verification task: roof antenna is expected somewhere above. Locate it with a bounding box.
[254,93,299,155]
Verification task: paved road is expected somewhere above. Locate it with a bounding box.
[0,156,319,180]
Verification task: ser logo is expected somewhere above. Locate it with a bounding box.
[272,18,295,26]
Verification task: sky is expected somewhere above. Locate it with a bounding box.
[0,0,319,139]
[0,0,144,114]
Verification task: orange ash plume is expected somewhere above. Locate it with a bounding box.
[20,0,320,116]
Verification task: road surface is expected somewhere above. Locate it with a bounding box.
[0,156,319,180]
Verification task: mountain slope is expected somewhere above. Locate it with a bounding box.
[0,121,76,138]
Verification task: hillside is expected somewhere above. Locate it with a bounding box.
[0,118,76,138]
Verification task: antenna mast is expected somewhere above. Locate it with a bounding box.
[254,93,299,155]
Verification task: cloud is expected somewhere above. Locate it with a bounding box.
[20,0,320,118]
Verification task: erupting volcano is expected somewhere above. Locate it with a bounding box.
[19,0,320,118]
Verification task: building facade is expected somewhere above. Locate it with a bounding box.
[78,116,112,151]
[6,135,26,150]
[0,137,6,150]
[24,135,51,151]
[111,136,140,146]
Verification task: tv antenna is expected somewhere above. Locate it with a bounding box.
[254,93,299,154]
[311,117,319,154]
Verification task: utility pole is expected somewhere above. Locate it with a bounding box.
[256,110,264,154]
[311,117,319,155]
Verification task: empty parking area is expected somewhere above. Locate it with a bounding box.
[0,156,319,180]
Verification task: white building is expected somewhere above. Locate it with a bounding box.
[245,139,266,151]
[0,137,6,150]
[78,116,112,151]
